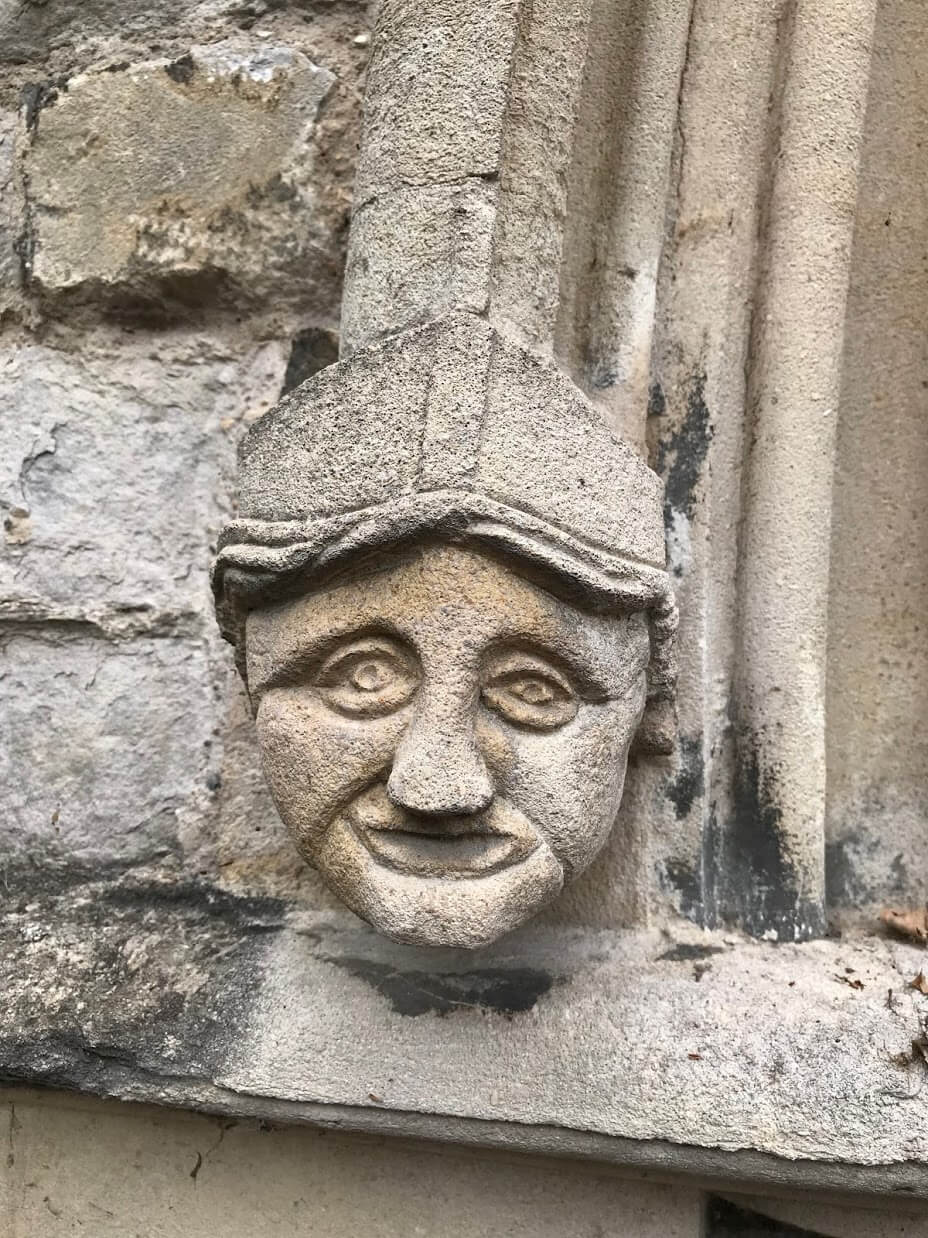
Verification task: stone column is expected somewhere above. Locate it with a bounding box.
[339,0,594,357]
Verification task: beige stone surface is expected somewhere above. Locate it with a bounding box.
[1,0,928,1210]
[246,544,651,946]
[0,1088,703,1238]
[22,43,334,312]
[825,0,928,918]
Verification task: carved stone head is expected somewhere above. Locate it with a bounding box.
[213,316,675,947]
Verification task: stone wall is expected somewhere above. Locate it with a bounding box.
[3,0,928,1224]
[3,0,926,939]
[0,0,367,904]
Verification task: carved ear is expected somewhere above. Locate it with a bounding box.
[633,695,676,756]
[632,595,678,756]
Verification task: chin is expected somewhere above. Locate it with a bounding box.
[313,818,565,948]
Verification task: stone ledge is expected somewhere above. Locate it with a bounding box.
[3,874,927,1199]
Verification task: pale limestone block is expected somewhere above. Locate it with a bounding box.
[0,1088,705,1238]
[20,43,335,311]
[352,0,520,202]
[0,111,22,311]
[0,634,215,870]
[0,330,285,617]
[341,179,498,353]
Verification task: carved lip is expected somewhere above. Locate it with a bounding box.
[346,793,541,879]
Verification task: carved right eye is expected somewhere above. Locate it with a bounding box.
[315,637,419,718]
[481,650,579,731]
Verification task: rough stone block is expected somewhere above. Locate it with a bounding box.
[0,112,22,309]
[20,42,335,313]
[0,331,285,617]
[0,633,216,877]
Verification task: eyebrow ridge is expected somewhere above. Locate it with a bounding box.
[253,621,415,697]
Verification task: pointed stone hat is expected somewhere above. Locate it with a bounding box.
[212,314,676,746]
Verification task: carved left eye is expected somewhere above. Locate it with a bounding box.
[481,652,579,731]
[315,637,419,718]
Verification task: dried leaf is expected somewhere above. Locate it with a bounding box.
[909,972,928,996]
[881,906,928,942]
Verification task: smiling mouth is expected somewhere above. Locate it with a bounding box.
[354,823,537,878]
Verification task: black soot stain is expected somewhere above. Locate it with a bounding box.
[20,78,67,132]
[165,54,196,85]
[723,737,825,940]
[661,859,703,919]
[657,942,724,963]
[281,326,339,395]
[706,1196,830,1237]
[667,735,704,820]
[656,369,713,524]
[329,958,555,1017]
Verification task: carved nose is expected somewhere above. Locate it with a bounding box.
[387,704,494,817]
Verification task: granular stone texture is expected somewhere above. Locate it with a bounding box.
[20,43,334,314]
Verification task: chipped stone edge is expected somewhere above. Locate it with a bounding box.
[11,1070,927,1204]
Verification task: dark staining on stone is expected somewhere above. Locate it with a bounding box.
[657,942,724,963]
[20,78,66,132]
[589,366,618,391]
[247,173,300,210]
[706,1196,829,1237]
[104,876,287,931]
[164,54,196,86]
[825,827,908,908]
[667,735,704,820]
[647,381,666,418]
[282,326,339,395]
[825,831,876,907]
[329,958,555,1017]
[656,368,713,525]
[720,736,825,941]
[0,875,284,1093]
[661,859,703,920]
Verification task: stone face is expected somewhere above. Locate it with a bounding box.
[20,43,335,313]
[246,543,650,947]
[214,314,675,946]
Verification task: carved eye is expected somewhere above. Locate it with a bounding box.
[481,652,579,731]
[315,638,419,718]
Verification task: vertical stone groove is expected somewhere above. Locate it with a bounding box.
[724,0,878,938]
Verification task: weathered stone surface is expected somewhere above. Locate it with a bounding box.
[213,314,675,946]
[0,111,20,313]
[0,1088,705,1238]
[340,0,520,352]
[3,890,928,1197]
[226,921,928,1169]
[0,634,215,874]
[0,330,285,617]
[825,0,928,920]
[20,43,335,314]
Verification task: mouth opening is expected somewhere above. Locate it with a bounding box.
[354,822,538,878]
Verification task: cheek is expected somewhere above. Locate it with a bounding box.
[495,677,646,875]
[255,691,407,842]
